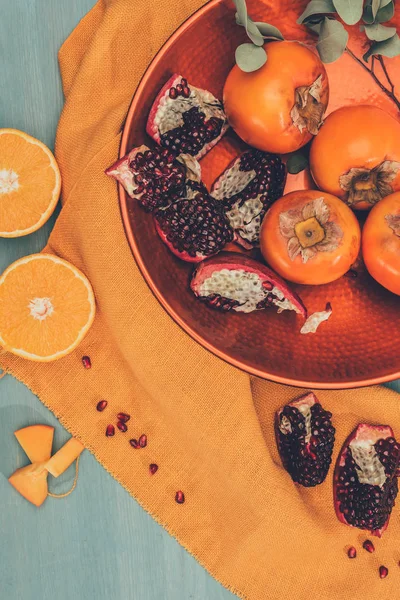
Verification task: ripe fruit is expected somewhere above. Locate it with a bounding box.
[0,254,95,362]
[275,392,335,487]
[97,400,108,412]
[105,145,200,212]
[14,425,54,464]
[82,356,92,369]
[362,540,375,553]
[211,150,286,248]
[139,434,147,448]
[154,189,234,262]
[175,491,185,504]
[191,252,306,316]
[147,74,228,159]
[106,425,115,437]
[334,424,400,536]
[362,191,400,295]
[379,566,389,579]
[45,437,84,478]
[149,464,158,475]
[347,547,357,559]
[8,463,49,507]
[223,41,329,154]
[117,412,130,423]
[260,190,361,285]
[0,129,61,238]
[117,421,128,433]
[310,105,400,210]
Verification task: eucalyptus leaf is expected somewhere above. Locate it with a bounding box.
[246,18,265,46]
[364,22,396,41]
[379,0,393,9]
[364,33,400,60]
[332,0,363,25]
[372,0,380,18]
[316,17,349,63]
[362,4,374,24]
[287,152,309,174]
[297,0,336,24]
[306,20,323,34]
[376,1,395,22]
[253,21,284,40]
[233,0,247,26]
[235,43,267,72]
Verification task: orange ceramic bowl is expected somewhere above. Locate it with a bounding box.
[118,0,400,389]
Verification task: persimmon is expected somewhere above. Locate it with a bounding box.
[362,192,400,296]
[310,105,400,211]
[260,190,361,285]
[223,41,329,154]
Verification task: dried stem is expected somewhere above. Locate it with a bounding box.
[345,47,400,112]
[377,55,395,94]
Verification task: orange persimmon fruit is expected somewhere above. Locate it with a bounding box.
[362,191,400,295]
[260,190,361,285]
[310,105,400,211]
[223,41,329,154]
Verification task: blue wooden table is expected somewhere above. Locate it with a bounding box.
[0,2,235,598]
[1,3,399,600]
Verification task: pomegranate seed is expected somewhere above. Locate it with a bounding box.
[106,424,115,437]
[379,565,388,579]
[96,400,108,412]
[169,87,178,99]
[117,412,130,423]
[82,356,91,369]
[149,464,158,475]
[139,434,147,448]
[182,86,190,98]
[175,491,185,504]
[176,84,183,94]
[117,421,128,433]
[262,281,273,291]
[180,78,187,87]
[130,439,139,448]
[347,547,357,559]
[362,540,375,553]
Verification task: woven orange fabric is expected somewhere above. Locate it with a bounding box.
[1,0,400,598]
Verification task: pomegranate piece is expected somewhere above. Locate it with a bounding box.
[191,252,307,315]
[96,400,108,412]
[105,144,202,212]
[117,412,130,423]
[362,539,375,553]
[275,392,335,487]
[147,74,228,160]
[139,434,147,448]
[149,464,158,475]
[154,189,234,263]
[347,547,357,559]
[211,150,286,249]
[82,356,91,369]
[175,490,185,504]
[106,424,115,437]
[334,424,400,536]
[117,421,128,433]
[129,439,139,448]
[379,566,388,579]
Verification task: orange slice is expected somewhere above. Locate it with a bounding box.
[0,254,95,361]
[0,129,61,237]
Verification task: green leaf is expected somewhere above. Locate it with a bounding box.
[379,0,393,9]
[364,33,400,60]
[245,18,265,46]
[233,0,247,26]
[286,152,309,174]
[306,20,323,34]
[235,43,267,72]
[372,0,380,18]
[376,1,394,22]
[316,17,349,63]
[297,0,336,24]
[332,0,363,25]
[364,22,396,41]
[362,4,374,24]
[253,21,284,40]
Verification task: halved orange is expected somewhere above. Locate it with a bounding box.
[0,254,95,361]
[0,129,61,237]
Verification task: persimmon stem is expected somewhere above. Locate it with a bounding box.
[345,47,400,112]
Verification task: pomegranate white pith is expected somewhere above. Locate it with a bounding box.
[278,392,317,444]
[0,169,19,194]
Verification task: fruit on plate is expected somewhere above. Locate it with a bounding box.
[362,191,400,295]
[0,254,95,361]
[14,425,54,464]
[0,129,61,238]
[223,41,329,154]
[334,424,400,536]
[147,74,228,160]
[260,190,361,285]
[190,252,307,315]
[275,392,335,487]
[210,149,286,248]
[105,145,202,212]
[154,186,234,262]
[310,105,400,211]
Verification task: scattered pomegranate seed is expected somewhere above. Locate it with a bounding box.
[363,540,375,553]
[130,439,139,448]
[379,565,388,579]
[175,491,185,504]
[347,547,357,559]
[149,464,158,475]
[106,424,115,437]
[117,412,130,423]
[82,356,91,369]
[117,421,128,433]
[139,434,147,448]
[96,400,108,412]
